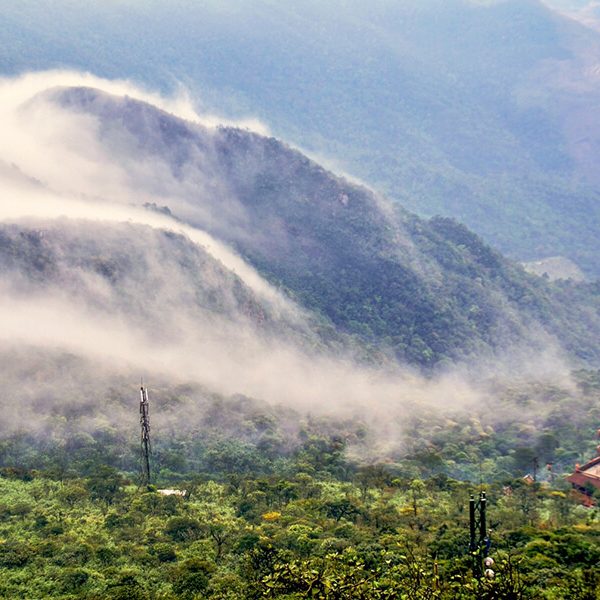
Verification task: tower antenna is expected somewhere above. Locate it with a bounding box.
[140,383,151,487]
[469,491,491,578]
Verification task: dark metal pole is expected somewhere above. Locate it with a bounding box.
[479,491,487,560]
[479,492,486,547]
[469,494,476,552]
[140,385,151,486]
[468,491,491,578]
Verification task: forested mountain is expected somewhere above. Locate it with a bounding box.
[2,0,600,276]
[2,8,600,595]
[3,78,599,465]
[31,86,600,369]
[0,219,330,353]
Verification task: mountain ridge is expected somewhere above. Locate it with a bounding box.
[3,0,600,274]
[31,85,600,368]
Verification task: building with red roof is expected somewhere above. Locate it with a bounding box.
[567,453,600,496]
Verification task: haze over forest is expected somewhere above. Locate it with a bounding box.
[0,0,599,420]
[0,2,599,599]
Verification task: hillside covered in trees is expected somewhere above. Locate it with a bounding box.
[0,44,599,598]
[0,370,599,599]
[3,0,600,277]
[13,84,600,369]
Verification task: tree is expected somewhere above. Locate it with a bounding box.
[85,465,124,506]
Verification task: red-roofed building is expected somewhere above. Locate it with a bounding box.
[567,454,600,496]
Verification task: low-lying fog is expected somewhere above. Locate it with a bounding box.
[0,71,574,453]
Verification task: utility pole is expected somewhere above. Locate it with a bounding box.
[469,491,490,578]
[140,384,151,487]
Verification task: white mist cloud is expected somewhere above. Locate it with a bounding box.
[0,69,270,133]
[0,70,297,319]
[0,70,575,450]
[0,174,296,317]
[0,288,483,420]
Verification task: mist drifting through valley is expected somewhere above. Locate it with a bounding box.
[0,70,580,459]
[0,7,599,599]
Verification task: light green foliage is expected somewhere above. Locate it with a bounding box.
[0,456,598,598]
[0,373,598,598]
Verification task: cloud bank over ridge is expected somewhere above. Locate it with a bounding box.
[0,70,574,447]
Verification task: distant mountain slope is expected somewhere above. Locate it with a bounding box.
[0,217,337,352]
[1,0,600,275]
[523,256,586,281]
[0,216,378,409]
[41,87,600,367]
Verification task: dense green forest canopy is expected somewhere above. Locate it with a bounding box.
[0,369,598,599]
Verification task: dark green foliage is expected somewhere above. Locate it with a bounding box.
[564,569,600,600]
[60,568,90,594]
[172,558,214,598]
[323,499,361,522]
[86,465,125,505]
[151,543,177,563]
[104,575,149,600]
[165,516,203,542]
[0,542,31,568]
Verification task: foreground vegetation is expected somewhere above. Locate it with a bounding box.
[0,465,598,599]
[0,370,598,598]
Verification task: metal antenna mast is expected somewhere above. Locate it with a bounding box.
[140,383,151,486]
[469,491,490,577]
